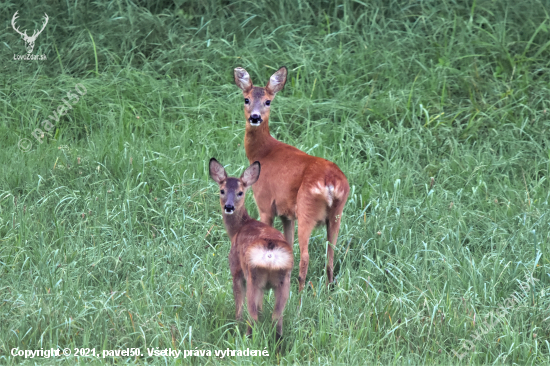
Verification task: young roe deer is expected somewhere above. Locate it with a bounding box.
[233,66,350,292]
[209,158,293,338]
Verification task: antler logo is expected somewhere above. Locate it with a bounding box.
[11,11,49,54]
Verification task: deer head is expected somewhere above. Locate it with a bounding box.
[234,67,287,127]
[12,11,49,54]
[209,158,260,215]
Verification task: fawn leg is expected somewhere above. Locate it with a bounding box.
[232,273,245,321]
[273,271,291,339]
[245,275,261,336]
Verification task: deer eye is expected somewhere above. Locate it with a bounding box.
[244,98,250,104]
[237,192,243,197]
[265,100,271,106]
[220,189,225,194]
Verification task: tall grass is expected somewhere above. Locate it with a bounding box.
[1,0,550,364]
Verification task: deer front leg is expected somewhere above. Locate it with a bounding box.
[259,210,275,227]
[280,216,295,246]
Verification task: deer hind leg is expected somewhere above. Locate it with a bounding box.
[245,269,264,336]
[255,285,265,313]
[296,214,316,292]
[245,286,260,336]
[325,210,341,285]
[232,272,245,321]
[272,271,291,339]
[280,216,295,246]
[326,195,348,285]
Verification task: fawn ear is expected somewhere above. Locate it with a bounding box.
[234,67,252,92]
[209,158,227,184]
[266,67,287,94]
[241,161,261,187]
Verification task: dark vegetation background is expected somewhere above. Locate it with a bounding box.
[1,0,550,364]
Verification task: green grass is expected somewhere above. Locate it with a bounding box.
[1,0,550,364]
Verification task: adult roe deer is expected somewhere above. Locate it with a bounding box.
[233,66,350,292]
[209,158,293,339]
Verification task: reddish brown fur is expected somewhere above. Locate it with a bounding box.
[209,158,293,339]
[234,67,350,292]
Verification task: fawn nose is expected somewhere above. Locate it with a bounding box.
[249,113,262,125]
[224,204,235,214]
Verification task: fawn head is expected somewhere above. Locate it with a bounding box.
[234,67,287,127]
[209,158,261,215]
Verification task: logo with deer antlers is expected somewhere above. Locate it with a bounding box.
[11,11,49,54]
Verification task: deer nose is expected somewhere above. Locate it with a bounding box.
[249,114,262,125]
[224,204,235,214]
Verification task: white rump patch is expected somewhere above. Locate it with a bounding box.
[248,246,292,270]
[310,182,335,207]
[310,182,324,195]
[326,184,334,207]
[332,184,344,199]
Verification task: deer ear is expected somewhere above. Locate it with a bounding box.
[234,67,252,92]
[209,158,227,184]
[241,161,261,187]
[266,67,287,94]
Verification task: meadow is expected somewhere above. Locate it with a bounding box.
[1,0,550,364]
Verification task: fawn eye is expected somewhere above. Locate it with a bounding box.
[238,192,243,197]
[244,98,250,104]
[265,100,271,106]
[220,189,225,194]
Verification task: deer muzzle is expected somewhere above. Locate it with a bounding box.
[249,113,262,126]
[224,204,235,214]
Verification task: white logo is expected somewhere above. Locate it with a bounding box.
[11,11,48,56]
